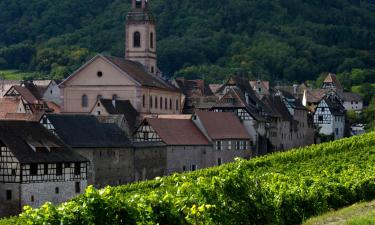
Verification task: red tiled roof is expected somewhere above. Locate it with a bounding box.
[147,118,210,146]
[195,111,251,140]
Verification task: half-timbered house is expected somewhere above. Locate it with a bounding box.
[133,117,212,180]
[0,121,88,217]
[313,93,346,139]
[40,114,134,188]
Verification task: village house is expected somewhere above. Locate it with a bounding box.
[39,114,134,188]
[133,117,212,179]
[313,92,346,140]
[192,111,253,163]
[90,99,140,135]
[0,121,88,217]
[59,0,181,115]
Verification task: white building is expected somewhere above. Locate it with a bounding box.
[313,94,346,140]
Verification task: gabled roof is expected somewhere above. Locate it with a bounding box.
[174,78,214,97]
[195,111,251,140]
[96,99,139,130]
[249,80,270,91]
[59,54,180,93]
[0,121,87,163]
[8,86,40,104]
[146,118,210,146]
[213,87,247,108]
[44,114,132,148]
[320,97,345,116]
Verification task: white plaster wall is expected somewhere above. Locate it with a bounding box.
[43,82,62,105]
[20,180,87,209]
[343,101,363,111]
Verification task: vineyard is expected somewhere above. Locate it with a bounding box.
[1,132,375,225]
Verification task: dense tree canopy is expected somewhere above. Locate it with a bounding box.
[0,0,374,82]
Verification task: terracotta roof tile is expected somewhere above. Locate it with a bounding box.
[195,111,251,140]
[147,118,210,146]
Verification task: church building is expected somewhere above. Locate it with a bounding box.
[59,0,181,115]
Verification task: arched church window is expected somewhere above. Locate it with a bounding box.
[155,96,158,109]
[134,31,141,48]
[160,97,163,109]
[165,98,167,109]
[170,99,172,110]
[151,66,154,74]
[150,96,153,108]
[82,95,88,108]
[150,32,154,49]
[142,95,146,108]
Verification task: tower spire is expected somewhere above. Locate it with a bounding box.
[126,0,157,75]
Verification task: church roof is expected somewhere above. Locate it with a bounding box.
[0,120,88,163]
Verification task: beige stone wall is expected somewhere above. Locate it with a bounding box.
[62,56,181,115]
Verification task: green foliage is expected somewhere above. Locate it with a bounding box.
[1,132,375,224]
[364,98,375,131]
[0,0,375,81]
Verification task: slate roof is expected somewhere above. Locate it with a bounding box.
[146,118,211,146]
[45,114,132,148]
[262,95,293,121]
[341,92,363,102]
[322,97,346,116]
[103,55,179,92]
[195,111,251,140]
[0,121,87,163]
[98,99,139,131]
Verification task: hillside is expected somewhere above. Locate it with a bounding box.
[0,0,375,82]
[1,132,374,224]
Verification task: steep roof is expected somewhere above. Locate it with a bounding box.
[323,73,343,91]
[98,99,139,130]
[321,97,345,116]
[45,114,132,148]
[195,111,251,140]
[146,118,210,146]
[0,121,87,163]
[262,95,293,120]
[174,78,214,97]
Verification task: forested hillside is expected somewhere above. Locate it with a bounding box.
[1,0,375,83]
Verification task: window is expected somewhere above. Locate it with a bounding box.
[6,190,12,200]
[191,164,197,171]
[30,164,38,175]
[75,182,81,193]
[335,128,339,135]
[155,96,158,109]
[170,99,172,110]
[236,141,240,150]
[44,163,48,175]
[150,32,154,49]
[322,107,325,112]
[182,165,187,172]
[97,71,103,77]
[97,111,101,116]
[176,99,179,111]
[228,141,232,150]
[142,95,146,108]
[151,66,154,73]
[160,97,163,109]
[133,31,141,47]
[56,163,63,176]
[82,95,88,108]
[55,187,59,194]
[216,141,222,150]
[31,195,34,202]
[150,96,153,108]
[74,163,81,176]
[318,115,323,122]
[165,98,167,109]
[217,158,222,166]
[143,131,149,141]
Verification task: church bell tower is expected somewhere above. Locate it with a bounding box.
[125,0,158,75]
